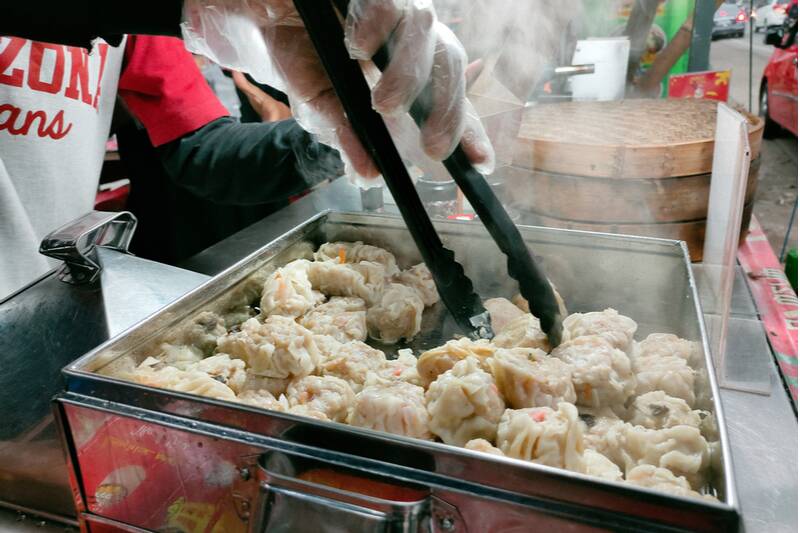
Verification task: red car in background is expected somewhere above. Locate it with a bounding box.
[761,0,798,136]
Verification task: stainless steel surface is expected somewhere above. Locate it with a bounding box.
[255,452,430,532]
[38,211,137,285]
[0,244,208,521]
[62,209,739,532]
[553,64,596,76]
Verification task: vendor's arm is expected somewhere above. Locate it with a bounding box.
[2,1,182,48]
[118,35,340,206]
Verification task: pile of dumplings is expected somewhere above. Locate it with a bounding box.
[113,241,719,501]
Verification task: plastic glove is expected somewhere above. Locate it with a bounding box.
[181,0,495,182]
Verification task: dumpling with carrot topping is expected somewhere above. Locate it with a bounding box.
[562,308,637,354]
[551,335,635,408]
[260,260,322,318]
[489,348,576,409]
[366,283,425,343]
[348,381,432,439]
[299,296,367,343]
[372,349,424,387]
[314,241,399,275]
[417,338,496,387]
[496,403,584,471]
[307,260,386,305]
[425,357,506,446]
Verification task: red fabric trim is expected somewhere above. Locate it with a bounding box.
[118,35,228,147]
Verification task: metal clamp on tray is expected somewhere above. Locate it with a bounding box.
[39,210,137,285]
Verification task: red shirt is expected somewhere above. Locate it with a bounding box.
[118,35,228,147]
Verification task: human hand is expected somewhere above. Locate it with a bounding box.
[231,71,292,122]
[182,0,496,180]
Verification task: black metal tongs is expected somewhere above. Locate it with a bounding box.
[293,0,563,346]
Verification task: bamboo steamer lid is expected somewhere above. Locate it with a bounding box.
[513,98,764,178]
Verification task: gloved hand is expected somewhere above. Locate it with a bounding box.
[181,0,495,182]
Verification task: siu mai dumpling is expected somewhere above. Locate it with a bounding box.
[483,297,525,333]
[627,391,702,430]
[308,260,386,305]
[394,263,439,306]
[626,465,713,500]
[347,381,432,440]
[417,338,496,387]
[582,449,623,481]
[319,340,386,392]
[217,316,321,380]
[425,358,506,446]
[622,424,711,489]
[366,283,424,343]
[551,335,635,408]
[633,354,696,407]
[260,260,322,318]
[492,314,550,352]
[635,333,702,368]
[286,375,355,423]
[300,296,367,343]
[496,403,584,471]
[488,348,576,409]
[314,241,400,275]
[562,308,637,354]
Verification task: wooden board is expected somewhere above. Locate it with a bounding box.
[502,157,760,224]
[526,202,756,262]
[513,99,764,178]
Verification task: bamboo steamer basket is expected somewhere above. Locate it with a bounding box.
[508,98,765,261]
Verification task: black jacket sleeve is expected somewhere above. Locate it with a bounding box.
[2,1,183,48]
[157,117,343,206]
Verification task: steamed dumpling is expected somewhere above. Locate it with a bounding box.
[285,375,355,423]
[217,316,321,379]
[366,283,424,343]
[299,296,367,343]
[492,314,550,352]
[236,389,289,412]
[417,338,496,387]
[319,340,386,392]
[483,297,525,333]
[425,357,506,446]
[582,449,623,481]
[578,412,628,469]
[394,263,439,307]
[622,424,710,489]
[633,354,696,407]
[308,260,386,305]
[178,311,227,355]
[488,348,576,409]
[464,438,505,456]
[372,349,424,387]
[636,333,702,368]
[314,241,399,276]
[626,465,712,500]
[551,335,636,408]
[496,403,584,471]
[628,391,702,429]
[260,260,322,318]
[190,354,247,394]
[562,308,637,353]
[130,358,237,401]
[347,381,431,439]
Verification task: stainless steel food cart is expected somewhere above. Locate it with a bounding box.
[0,179,796,532]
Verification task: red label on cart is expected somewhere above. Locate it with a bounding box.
[668,70,731,101]
[738,216,798,403]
